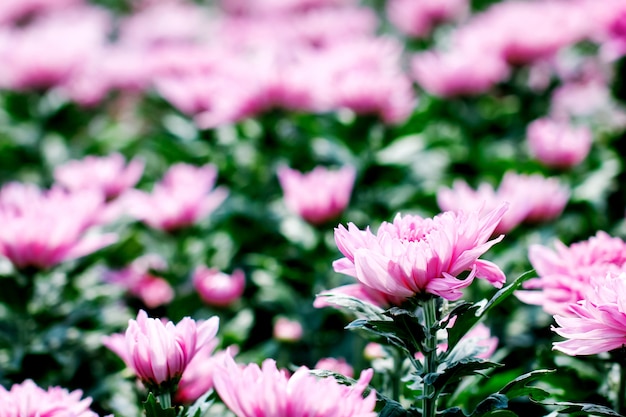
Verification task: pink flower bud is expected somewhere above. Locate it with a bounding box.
[273,317,303,342]
[193,266,245,307]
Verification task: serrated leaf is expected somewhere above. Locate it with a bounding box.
[316,293,387,320]
[440,407,469,417]
[143,393,177,417]
[446,270,535,356]
[498,370,554,401]
[378,398,415,417]
[183,389,215,417]
[430,358,503,395]
[384,307,428,355]
[345,318,411,354]
[544,402,623,416]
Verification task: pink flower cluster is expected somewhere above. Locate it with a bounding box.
[213,353,376,417]
[517,231,626,316]
[103,310,219,392]
[329,205,507,303]
[0,379,100,417]
[124,163,228,231]
[277,165,356,225]
[437,172,570,234]
[552,272,626,356]
[0,183,117,270]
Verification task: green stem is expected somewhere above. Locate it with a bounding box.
[422,298,439,417]
[158,392,172,409]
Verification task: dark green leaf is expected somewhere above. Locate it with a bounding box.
[429,358,503,395]
[543,402,622,416]
[472,394,508,416]
[345,318,411,354]
[498,370,554,401]
[316,293,387,320]
[446,270,535,355]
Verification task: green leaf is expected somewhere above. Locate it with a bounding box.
[543,402,622,416]
[479,411,518,417]
[316,293,387,320]
[445,270,535,356]
[472,394,509,416]
[345,318,410,354]
[498,370,554,401]
[384,307,428,355]
[378,398,415,417]
[183,389,215,417]
[143,393,177,417]
[428,358,503,395]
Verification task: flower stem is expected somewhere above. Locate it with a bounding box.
[158,392,172,409]
[422,298,439,417]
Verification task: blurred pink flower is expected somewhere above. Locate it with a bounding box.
[333,206,507,302]
[278,165,356,225]
[219,0,357,16]
[314,357,354,378]
[363,342,385,360]
[387,0,468,38]
[0,183,116,270]
[54,153,144,200]
[213,353,376,417]
[552,272,626,356]
[125,163,228,231]
[273,317,303,342]
[102,310,219,392]
[411,49,509,97]
[0,0,83,24]
[0,379,99,417]
[516,231,626,316]
[437,172,569,234]
[105,255,174,309]
[0,7,109,90]
[193,266,245,307]
[526,118,593,169]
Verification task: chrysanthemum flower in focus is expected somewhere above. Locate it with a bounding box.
[0,183,117,270]
[277,165,356,225]
[332,205,507,302]
[526,118,593,169]
[54,153,145,200]
[125,163,228,231]
[516,231,626,316]
[102,309,219,395]
[213,353,376,417]
[552,272,626,356]
[193,266,245,308]
[0,379,100,417]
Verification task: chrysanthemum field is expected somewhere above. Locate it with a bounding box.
[1,0,626,416]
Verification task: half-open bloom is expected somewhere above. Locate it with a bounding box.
[213,353,376,417]
[0,183,117,270]
[54,153,144,199]
[278,165,356,225]
[125,163,228,231]
[552,272,626,356]
[333,205,507,302]
[102,310,219,393]
[0,379,99,417]
[516,231,626,316]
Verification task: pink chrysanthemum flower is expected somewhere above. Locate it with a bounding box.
[102,310,219,393]
[526,118,593,169]
[552,272,626,356]
[516,231,626,316]
[0,379,99,417]
[174,342,225,405]
[0,183,117,270]
[125,163,228,231]
[193,266,245,308]
[54,153,145,200]
[277,165,356,225]
[213,353,376,417]
[437,172,569,234]
[332,205,507,302]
